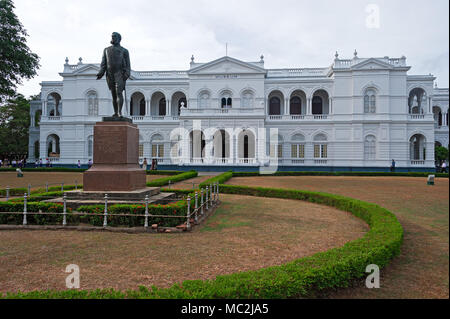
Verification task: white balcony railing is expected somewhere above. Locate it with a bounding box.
[314,159,327,165]
[47,116,61,120]
[409,114,425,120]
[313,115,328,120]
[131,116,144,121]
[291,159,305,164]
[411,160,425,165]
[237,158,256,164]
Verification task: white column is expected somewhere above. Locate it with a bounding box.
[146,99,150,116]
[307,98,311,115]
[166,99,170,117]
[285,98,289,115]
[329,97,332,114]
[168,99,171,116]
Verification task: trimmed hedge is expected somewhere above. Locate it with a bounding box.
[146,170,183,175]
[198,171,233,189]
[232,171,449,178]
[0,185,79,197]
[76,201,187,227]
[0,202,68,225]
[0,199,187,228]
[146,170,198,187]
[1,184,403,299]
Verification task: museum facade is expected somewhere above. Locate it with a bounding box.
[28,52,449,171]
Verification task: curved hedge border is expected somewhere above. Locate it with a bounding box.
[2,183,403,299]
[146,170,198,187]
[198,171,233,188]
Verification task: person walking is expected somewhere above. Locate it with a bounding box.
[77,160,81,169]
[88,159,93,169]
[390,159,396,172]
[442,161,447,173]
[143,157,148,170]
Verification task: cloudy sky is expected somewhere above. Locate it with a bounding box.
[14,0,449,98]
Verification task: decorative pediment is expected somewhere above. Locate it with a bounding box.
[188,56,266,75]
[351,58,394,70]
[72,64,100,75]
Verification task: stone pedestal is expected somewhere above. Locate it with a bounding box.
[83,120,146,191]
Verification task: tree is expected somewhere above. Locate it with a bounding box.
[0,0,40,103]
[435,145,449,164]
[0,94,30,159]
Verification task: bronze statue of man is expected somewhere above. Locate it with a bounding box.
[96,32,131,117]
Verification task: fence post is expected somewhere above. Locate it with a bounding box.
[103,194,108,227]
[6,186,9,201]
[205,186,209,210]
[61,182,64,192]
[192,181,195,189]
[194,191,198,224]
[168,180,171,189]
[63,193,67,226]
[200,189,204,215]
[144,195,149,229]
[213,182,216,203]
[75,180,78,190]
[23,193,27,226]
[45,181,48,193]
[210,184,213,206]
[28,184,31,196]
[217,182,220,201]
[186,195,191,230]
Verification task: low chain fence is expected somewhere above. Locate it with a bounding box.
[0,182,221,233]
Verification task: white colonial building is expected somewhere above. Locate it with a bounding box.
[28,52,449,171]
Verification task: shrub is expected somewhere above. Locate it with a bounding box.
[198,171,233,188]
[146,170,198,187]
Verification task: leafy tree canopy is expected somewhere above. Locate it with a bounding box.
[0,94,30,159]
[0,0,40,103]
[435,145,449,163]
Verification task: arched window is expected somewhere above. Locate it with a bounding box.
[410,134,426,160]
[244,135,249,159]
[364,135,376,160]
[221,98,226,108]
[312,96,323,115]
[87,91,98,116]
[47,93,61,116]
[269,97,281,115]
[139,99,145,116]
[178,97,187,115]
[364,89,376,113]
[241,91,254,108]
[290,96,302,115]
[158,98,166,116]
[199,92,209,108]
[409,88,427,114]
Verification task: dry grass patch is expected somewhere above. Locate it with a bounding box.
[0,194,367,293]
[227,175,449,299]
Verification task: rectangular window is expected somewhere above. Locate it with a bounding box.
[314,144,327,158]
[152,144,164,158]
[270,144,282,157]
[298,144,304,158]
[139,144,144,157]
[291,144,298,158]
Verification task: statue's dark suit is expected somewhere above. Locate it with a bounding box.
[97,34,131,117]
